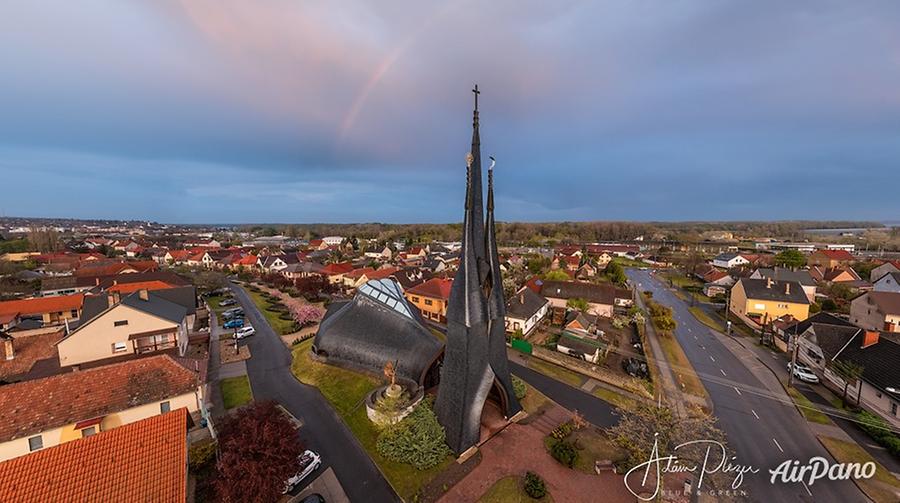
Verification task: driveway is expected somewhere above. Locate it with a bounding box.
[228,282,399,503]
[627,269,866,502]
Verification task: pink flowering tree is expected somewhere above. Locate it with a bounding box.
[290,304,323,327]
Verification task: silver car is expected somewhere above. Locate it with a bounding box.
[282,450,322,494]
[787,362,820,384]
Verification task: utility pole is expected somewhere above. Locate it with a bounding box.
[789,322,800,387]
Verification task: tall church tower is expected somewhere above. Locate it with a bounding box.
[434,86,522,455]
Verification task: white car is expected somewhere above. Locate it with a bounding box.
[235,326,255,339]
[282,450,322,494]
[787,362,820,384]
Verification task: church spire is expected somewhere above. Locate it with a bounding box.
[468,85,487,281]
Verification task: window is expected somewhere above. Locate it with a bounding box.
[28,435,42,452]
[412,296,420,303]
[114,320,129,327]
[160,401,171,413]
[892,402,898,417]
[113,341,127,353]
[71,309,78,317]
[425,299,433,306]
[81,426,96,437]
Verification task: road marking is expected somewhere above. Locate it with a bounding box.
[733,386,742,396]
[751,409,760,419]
[773,438,784,453]
[720,369,727,377]
[771,354,778,359]
[801,481,812,496]
[709,355,716,363]
[693,335,698,340]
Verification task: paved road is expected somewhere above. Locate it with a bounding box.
[628,269,867,503]
[507,356,620,428]
[228,282,399,503]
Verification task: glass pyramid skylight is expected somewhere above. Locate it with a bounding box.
[358,278,414,319]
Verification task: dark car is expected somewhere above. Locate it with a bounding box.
[220,298,237,307]
[299,494,325,503]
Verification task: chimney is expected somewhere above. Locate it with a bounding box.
[862,330,879,349]
[520,293,525,304]
[766,278,773,289]
[107,293,117,308]
[3,338,13,361]
[139,289,149,301]
[95,278,100,286]
[785,283,790,295]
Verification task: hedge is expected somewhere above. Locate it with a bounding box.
[376,399,451,470]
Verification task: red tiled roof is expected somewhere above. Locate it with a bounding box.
[236,254,258,265]
[0,409,188,502]
[166,250,191,260]
[0,355,198,442]
[368,267,400,280]
[0,293,84,317]
[321,262,354,275]
[346,267,376,279]
[817,249,855,261]
[0,329,65,380]
[107,280,176,295]
[406,278,453,300]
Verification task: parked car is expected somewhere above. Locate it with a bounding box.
[299,494,325,503]
[223,318,245,329]
[223,308,244,319]
[235,326,255,339]
[220,298,237,307]
[282,450,322,494]
[787,362,820,384]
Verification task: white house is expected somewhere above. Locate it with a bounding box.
[873,272,900,294]
[505,287,550,336]
[712,252,750,269]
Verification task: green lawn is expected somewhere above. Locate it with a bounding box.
[785,385,832,424]
[571,429,628,474]
[220,375,253,409]
[527,358,585,388]
[478,475,554,503]
[592,387,638,411]
[290,339,452,500]
[246,289,298,335]
[819,436,900,503]
[657,333,708,399]
[520,384,551,415]
[688,307,725,332]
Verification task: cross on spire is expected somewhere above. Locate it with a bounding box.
[472,85,480,111]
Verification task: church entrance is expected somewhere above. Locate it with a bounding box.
[478,379,510,444]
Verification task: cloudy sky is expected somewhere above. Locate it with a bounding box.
[1,1,899,223]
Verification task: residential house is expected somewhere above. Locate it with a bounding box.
[873,272,900,294]
[258,254,299,273]
[870,261,900,283]
[320,262,355,285]
[404,278,453,323]
[750,267,817,302]
[0,355,200,461]
[539,280,633,318]
[809,265,862,284]
[556,331,606,364]
[0,294,84,327]
[321,236,345,246]
[0,409,189,501]
[729,278,810,326]
[505,287,550,336]
[281,262,325,281]
[575,262,598,279]
[772,311,854,353]
[797,325,900,428]
[0,327,66,382]
[712,252,750,269]
[164,250,191,265]
[808,249,855,268]
[850,291,900,333]
[57,287,197,367]
[390,268,432,291]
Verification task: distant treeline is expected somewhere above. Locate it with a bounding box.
[237,220,886,246]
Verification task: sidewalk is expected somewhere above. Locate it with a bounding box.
[632,286,688,417]
[205,306,226,419]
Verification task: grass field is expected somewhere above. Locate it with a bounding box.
[657,333,708,399]
[785,385,832,424]
[689,306,725,332]
[527,358,585,388]
[290,339,452,500]
[571,429,627,474]
[818,436,900,503]
[478,475,554,503]
[592,387,638,411]
[220,375,253,409]
[246,289,297,335]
